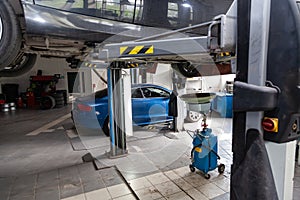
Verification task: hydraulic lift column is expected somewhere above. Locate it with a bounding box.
[231,0,300,199]
[107,62,128,157]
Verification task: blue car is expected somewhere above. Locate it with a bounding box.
[72,84,174,136]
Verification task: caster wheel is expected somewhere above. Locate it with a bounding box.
[204,174,210,179]
[189,164,195,172]
[218,164,225,174]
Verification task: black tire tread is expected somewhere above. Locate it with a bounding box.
[0,1,22,69]
[0,54,37,77]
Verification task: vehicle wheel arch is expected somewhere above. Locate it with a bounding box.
[7,0,26,30]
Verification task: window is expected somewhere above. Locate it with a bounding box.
[168,2,178,26]
[131,88,143,98]
[34,0,233,30]
[141,87,169,98]
[35,0,136,23]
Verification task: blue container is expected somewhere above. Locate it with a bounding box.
[191,128,218,174]
[212,93,233,118]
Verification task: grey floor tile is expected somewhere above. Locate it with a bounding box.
[69,137,87,151]
[9,194,34,200]
[59,183,83,199]
[99,167,124,187]
[10,174,36,197]
[82,179,106,193]
[36,170,59,189]
[35,188,60,200]
[78,163,107,192]
[58,166,84,199]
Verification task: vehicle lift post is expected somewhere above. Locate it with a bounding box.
[107,61,127,157]
[231,0,300,199]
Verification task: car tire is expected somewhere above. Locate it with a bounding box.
[0,0,22,71]
[40,96,56,110]
[185,111,201,123]
[103,117,110,137]
[53,93,65,108]
[172,63,201,78]
[0,53,37,77]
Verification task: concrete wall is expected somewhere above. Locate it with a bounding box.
[147,64,173,90]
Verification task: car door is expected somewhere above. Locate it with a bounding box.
[139,86,170,125]
[131,87,147,125]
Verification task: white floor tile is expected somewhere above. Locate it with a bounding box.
[61,194,85,200]
[213,178,230,193]
[146,172,170,185]
[113,193,136,200]
[183,174,210,187]
[107,183,131,198]
[185,188,208,200]
[129,177,153,191]
[173,178,193,191]
[165,191,192,200]
[173,167,192,178]
[135,186,163,200]
[154,181,181,197]
[164,171,181,180]
[197,183,225,199]
[85,188,111,200]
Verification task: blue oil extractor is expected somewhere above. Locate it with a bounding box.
[188,115,225,179]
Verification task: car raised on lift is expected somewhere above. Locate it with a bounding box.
[0,0,233,77]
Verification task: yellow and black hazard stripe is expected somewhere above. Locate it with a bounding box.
[126,63,139,68]
[220,52,231,57]
[120,45,154,56]
[84,62,97,68]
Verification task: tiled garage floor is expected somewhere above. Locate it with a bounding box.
[0,106,299,200]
